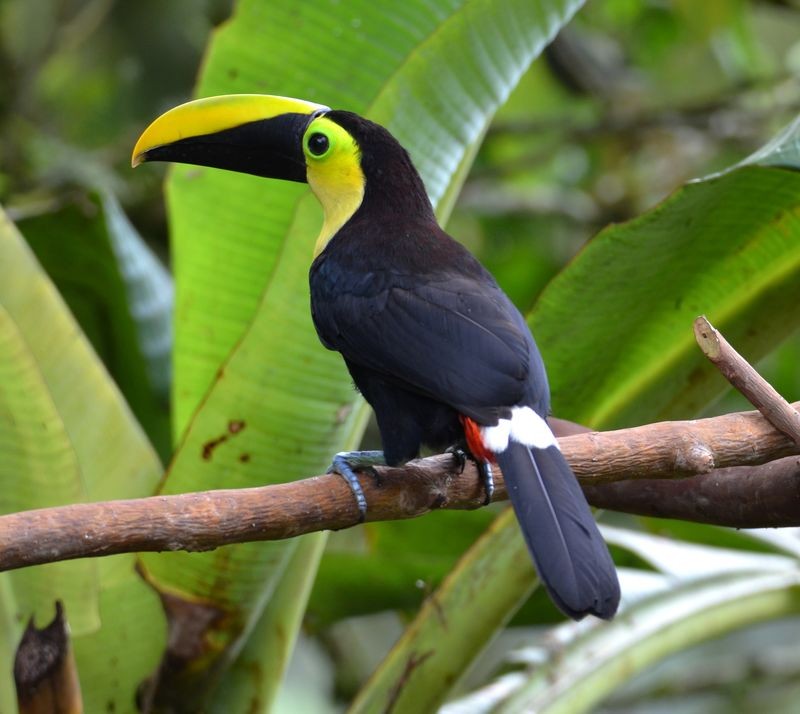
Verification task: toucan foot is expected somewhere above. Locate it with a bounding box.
[328,450,386,522]
[477,460,494,506]
[445,446,468,474]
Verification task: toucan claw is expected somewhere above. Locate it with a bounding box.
[477,460,494,506]
[445,446,468,474]
[328,450,386,522]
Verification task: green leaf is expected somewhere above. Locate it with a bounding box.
[349,509,537,714]
[443,527,800,712]
[495,570,800,714]
[140,0,586,707]
[534,170,800,430]
[636,517,800,557]
[739,114,800,169]
[210,535,328,713]
[0,208,166,713]
[18,192,172,458]
[141,199,368,698]
[100,191,173,404]
[0,578,18,714]
[0,303,97,634]
[308,510,496,626]
[443,524,800,711]
[601,525,797,579]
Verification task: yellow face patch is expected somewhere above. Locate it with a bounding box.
[303,116,366,256]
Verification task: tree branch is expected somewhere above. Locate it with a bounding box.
[585,455,800,527]
[694,315,800,446]
[1,403,799,573]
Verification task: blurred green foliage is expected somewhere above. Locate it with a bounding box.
[0,0,231,244]
[465,0,800,306]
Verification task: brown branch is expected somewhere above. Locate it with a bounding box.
[585,456,800,528]
[559,406,800,483]
[1,404,799,573]
[695,316,800,446]
[551,413,800,527]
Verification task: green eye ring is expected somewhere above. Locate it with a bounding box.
[305,129,333,159]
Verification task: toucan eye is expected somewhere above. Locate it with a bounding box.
[307,132,330,157]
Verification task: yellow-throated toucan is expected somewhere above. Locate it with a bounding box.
[133,94,620,620]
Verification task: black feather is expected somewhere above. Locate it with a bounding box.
[496,442,620,619]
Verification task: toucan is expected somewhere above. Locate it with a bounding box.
[133,94,620,620]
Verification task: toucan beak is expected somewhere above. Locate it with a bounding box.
[132,94,329,182]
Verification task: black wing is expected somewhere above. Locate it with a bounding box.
[311,265,549,420]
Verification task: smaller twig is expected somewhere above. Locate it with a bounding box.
[694,316,800,447]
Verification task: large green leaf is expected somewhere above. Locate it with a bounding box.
[536,165,800,428]
[354,116,800,709]
[442,527,800,713]
[140,0,586,707]
[308,509,497,626]
[0,579,17,714]
[0,303,96,634]
[210,535,328,713]
[348,508,536,714]
[0,208,166,713]
[141,201,363,706]
[497,569,800,713]
[18,192,172,458]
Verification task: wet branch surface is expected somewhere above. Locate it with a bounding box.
[1,402,799,573]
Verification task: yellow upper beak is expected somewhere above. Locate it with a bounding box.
[132,93,329,172]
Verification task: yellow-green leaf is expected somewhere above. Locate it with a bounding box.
[0,208,165,713]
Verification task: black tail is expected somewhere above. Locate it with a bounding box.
[495,442,620,620]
